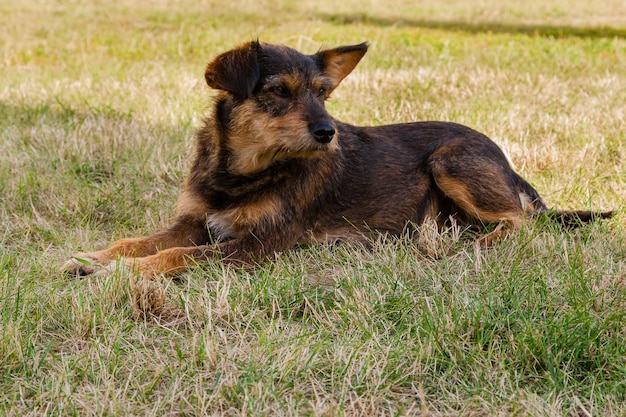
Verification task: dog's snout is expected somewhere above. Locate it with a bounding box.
[310,122,336,144]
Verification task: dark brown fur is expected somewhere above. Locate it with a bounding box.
[63,41,612,278]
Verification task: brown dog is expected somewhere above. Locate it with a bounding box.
[63,41,612,279]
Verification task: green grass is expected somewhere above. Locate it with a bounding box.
[1,0,625,415]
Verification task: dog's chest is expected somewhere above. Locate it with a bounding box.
[207,196,282,239]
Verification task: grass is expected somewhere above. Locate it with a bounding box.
[1,0,625,415]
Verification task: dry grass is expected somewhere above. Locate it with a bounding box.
[1,0,625,415]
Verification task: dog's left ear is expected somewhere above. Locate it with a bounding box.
[205,41,261,98]
[315,42,368,89]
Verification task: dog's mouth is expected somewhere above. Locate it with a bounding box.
[274,139,336,159]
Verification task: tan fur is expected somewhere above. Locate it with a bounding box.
[434,175,522,226]
[176,188,211,219]
[318,47,367,88]
[207,195,284,239]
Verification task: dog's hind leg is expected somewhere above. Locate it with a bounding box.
[428,141,542,246]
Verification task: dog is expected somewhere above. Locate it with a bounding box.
[63,41,612,279]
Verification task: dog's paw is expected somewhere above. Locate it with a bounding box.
[62,253,108,277]
[63,251,165,280]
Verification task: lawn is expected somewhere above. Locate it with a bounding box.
[1,0,625,415]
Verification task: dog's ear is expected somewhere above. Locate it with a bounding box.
[205,41,261,98]
[315,42,368,89]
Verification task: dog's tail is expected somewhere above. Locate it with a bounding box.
[544,209,614,228]
[515,175,614,228]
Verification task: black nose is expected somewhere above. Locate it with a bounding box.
[309,122,336,144]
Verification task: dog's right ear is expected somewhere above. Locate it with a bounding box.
[205,41,260,98]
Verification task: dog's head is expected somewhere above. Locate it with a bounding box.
[204,41,368,174]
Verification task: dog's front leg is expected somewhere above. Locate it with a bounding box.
[121,231,299,279]
[63,215,210,277]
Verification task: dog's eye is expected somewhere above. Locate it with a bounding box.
[270,85,289,98]
[317,87,327,97]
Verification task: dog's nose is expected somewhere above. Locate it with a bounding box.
[310,122,336,144]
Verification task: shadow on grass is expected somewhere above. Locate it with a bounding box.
[318,13,626,39]
[0,99,186,234]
